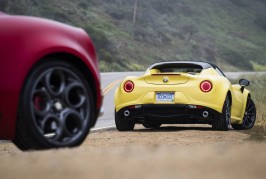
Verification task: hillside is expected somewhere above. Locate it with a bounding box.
[1,0,266,71]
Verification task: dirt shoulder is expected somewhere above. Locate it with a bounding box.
[88,124,250,147]
[0,124,266,179]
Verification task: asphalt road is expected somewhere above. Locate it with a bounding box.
[93,72,142,129]
[92,71,266,129]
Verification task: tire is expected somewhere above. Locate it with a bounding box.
[142,121,162,129]
[13,59,94,150]
[232,98,256,130]
[212,96,231,131]
[115,110,134,131]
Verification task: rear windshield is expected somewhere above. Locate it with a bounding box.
[151,64,203,73]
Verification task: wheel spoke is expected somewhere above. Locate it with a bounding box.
[43,70,53,91]
[64,82,87,109]
[40,114,63,139]
[246,115,251,122]
[244,116,250,126]
[44,69,65,96]
[247,106,255,113]
[247,114,255,123]
[243,112,254,128]
[243,117,247,126]
[59,108,83,138]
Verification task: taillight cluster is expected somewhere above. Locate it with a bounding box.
[124,80,134,92]
[123,80,211,93]
[200,80,212,92]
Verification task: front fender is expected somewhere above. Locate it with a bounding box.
[0,16,100,139]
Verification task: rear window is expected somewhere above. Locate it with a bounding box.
[151,63,203,74]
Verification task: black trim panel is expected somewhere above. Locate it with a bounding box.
[149,61,217,70]
[117,104,220,125]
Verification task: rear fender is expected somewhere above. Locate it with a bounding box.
[231,84,250,124]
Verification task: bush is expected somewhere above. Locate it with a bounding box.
[98,49,114,63]
[254,14,266,31]
[84,24,111,50]
[128,63,145,71]
[221,49,254,70]
[229,0,247,7]
[0,0,8,9]
[151,1,174,14]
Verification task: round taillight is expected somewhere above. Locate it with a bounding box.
[200,80,212,92]
[124,81,134,92]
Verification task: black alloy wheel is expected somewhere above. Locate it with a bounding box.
[13,60,94,150]
[232,98,256,130]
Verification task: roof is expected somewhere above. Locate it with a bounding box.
[149,61,218,70]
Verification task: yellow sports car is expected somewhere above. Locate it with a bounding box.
[114,61,256,131]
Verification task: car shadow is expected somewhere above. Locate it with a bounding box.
[133,125,213,132]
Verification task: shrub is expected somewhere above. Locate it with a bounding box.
[221,49,253,70]
[98,49,114,63]
[254,14,266,31]
[229,0,247,7]
[84,24,111,50]
[0,0,8,9]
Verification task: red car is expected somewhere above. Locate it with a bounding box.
[0,12,103,150]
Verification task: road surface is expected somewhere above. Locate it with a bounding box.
[93,72,142,129]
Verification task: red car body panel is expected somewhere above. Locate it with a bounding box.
[0,13,102,139]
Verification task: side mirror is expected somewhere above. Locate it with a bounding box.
[239,79,250,93]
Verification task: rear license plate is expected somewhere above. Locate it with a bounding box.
[156,92,174,102]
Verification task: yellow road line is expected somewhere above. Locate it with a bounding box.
[103,79,121,96]
[103,80,116,94]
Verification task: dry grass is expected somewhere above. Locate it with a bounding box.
[245,102,266,141]
[255,103,266,126]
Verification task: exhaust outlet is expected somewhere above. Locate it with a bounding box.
[202,111,209,118]
[124,110,130,117]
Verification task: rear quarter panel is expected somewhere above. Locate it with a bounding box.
[231,85,250,123]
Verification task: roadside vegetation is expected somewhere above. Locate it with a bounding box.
[1,0,266,72]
